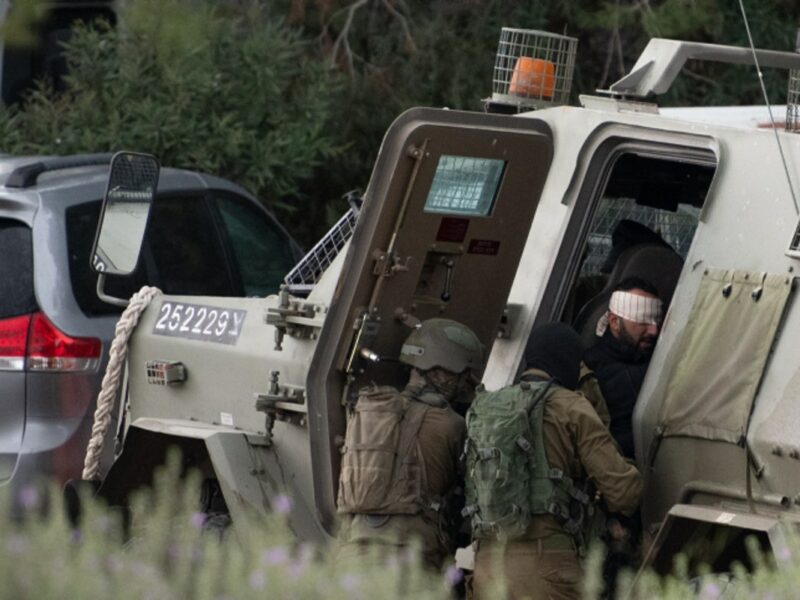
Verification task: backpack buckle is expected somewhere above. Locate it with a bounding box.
[548,502,566,520]
[477,447,500,460]
[515,435,533,453]
[460,438,471,461]
[572,489,590,505]
[548,468,564,481]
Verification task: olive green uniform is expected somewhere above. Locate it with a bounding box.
[578,362,610,429]
[472,368,642,600]
[337,371,466,571]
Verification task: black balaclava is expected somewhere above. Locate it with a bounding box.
[523,323,584,390]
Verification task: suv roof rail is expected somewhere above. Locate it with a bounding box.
[6,153,113,188]
[602,39,800,100]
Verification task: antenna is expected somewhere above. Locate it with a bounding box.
[738,0,799,216]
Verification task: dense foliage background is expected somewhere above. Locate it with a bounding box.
[2,0,800,246]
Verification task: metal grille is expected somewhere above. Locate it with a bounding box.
[284,207,359,294]
[425,156,504,216]
[491,28,577,110]
[108,152,159,199]
[581,199,700,276]
[787,68,800,133]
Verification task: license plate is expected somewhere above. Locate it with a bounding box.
[152,301,247,345]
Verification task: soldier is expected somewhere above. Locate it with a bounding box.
[584,277,663,459]
[467,323,642,600]
[336,318,485,571]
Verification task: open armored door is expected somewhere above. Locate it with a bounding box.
[307,108,554,531]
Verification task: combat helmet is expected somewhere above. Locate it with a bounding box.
[400,318,485,374]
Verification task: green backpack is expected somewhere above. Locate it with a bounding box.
[463,380,595,544]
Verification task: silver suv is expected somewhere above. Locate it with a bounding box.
[0,154,301,499]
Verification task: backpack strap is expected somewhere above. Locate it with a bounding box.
[395,397,435,513]
[524,379,595,553]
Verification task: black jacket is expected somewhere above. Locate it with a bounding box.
[583,330,650,458]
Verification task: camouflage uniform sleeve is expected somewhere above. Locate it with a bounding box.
[570,395,643,516]
[578,362,611,428]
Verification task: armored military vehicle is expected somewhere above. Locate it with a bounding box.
[87,29,800,575]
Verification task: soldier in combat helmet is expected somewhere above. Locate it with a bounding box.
[336,318,485,571]
[466,323,642,599]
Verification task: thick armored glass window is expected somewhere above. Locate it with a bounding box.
[424,155,506,216]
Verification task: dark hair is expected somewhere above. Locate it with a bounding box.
[614,276,659,298]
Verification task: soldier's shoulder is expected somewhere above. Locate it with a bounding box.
[547,386,598,416]
[546,385,584,404]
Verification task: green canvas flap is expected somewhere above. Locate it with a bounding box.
[657,269,792,444]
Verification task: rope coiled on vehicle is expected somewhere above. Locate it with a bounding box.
[82,286,162,481]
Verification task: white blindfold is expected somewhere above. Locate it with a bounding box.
[596,291,663,337]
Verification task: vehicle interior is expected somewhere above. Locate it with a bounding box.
[559,152,716,341]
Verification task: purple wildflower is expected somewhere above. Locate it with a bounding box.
[273,494,292,514]
[70,528,83,544]
[262,546,290,566]
[18,486,39,510]
[189,512,206,529]
[699,581,721,600]
[444,565,464,586]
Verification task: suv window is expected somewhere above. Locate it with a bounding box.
[147,195,233,296]
[0,220,37,318]
[67,192,297,316]
[214,193,296,296]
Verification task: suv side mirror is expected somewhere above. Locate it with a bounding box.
[92,152,159,276]
[92,152,159,306]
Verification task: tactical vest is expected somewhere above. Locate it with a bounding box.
[337,386,432,515]
[463,380,597,547]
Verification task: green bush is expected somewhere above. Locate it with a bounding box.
[0,453,453,599]
[0,0,343,247]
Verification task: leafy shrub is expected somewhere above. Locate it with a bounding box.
[0,0,343,246]
[2,449,799,599]
[0,452,456,599]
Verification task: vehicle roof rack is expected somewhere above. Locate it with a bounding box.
[5,153,113,188]
[601,39,800,100]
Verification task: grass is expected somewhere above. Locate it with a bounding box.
[0,453,797,599]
